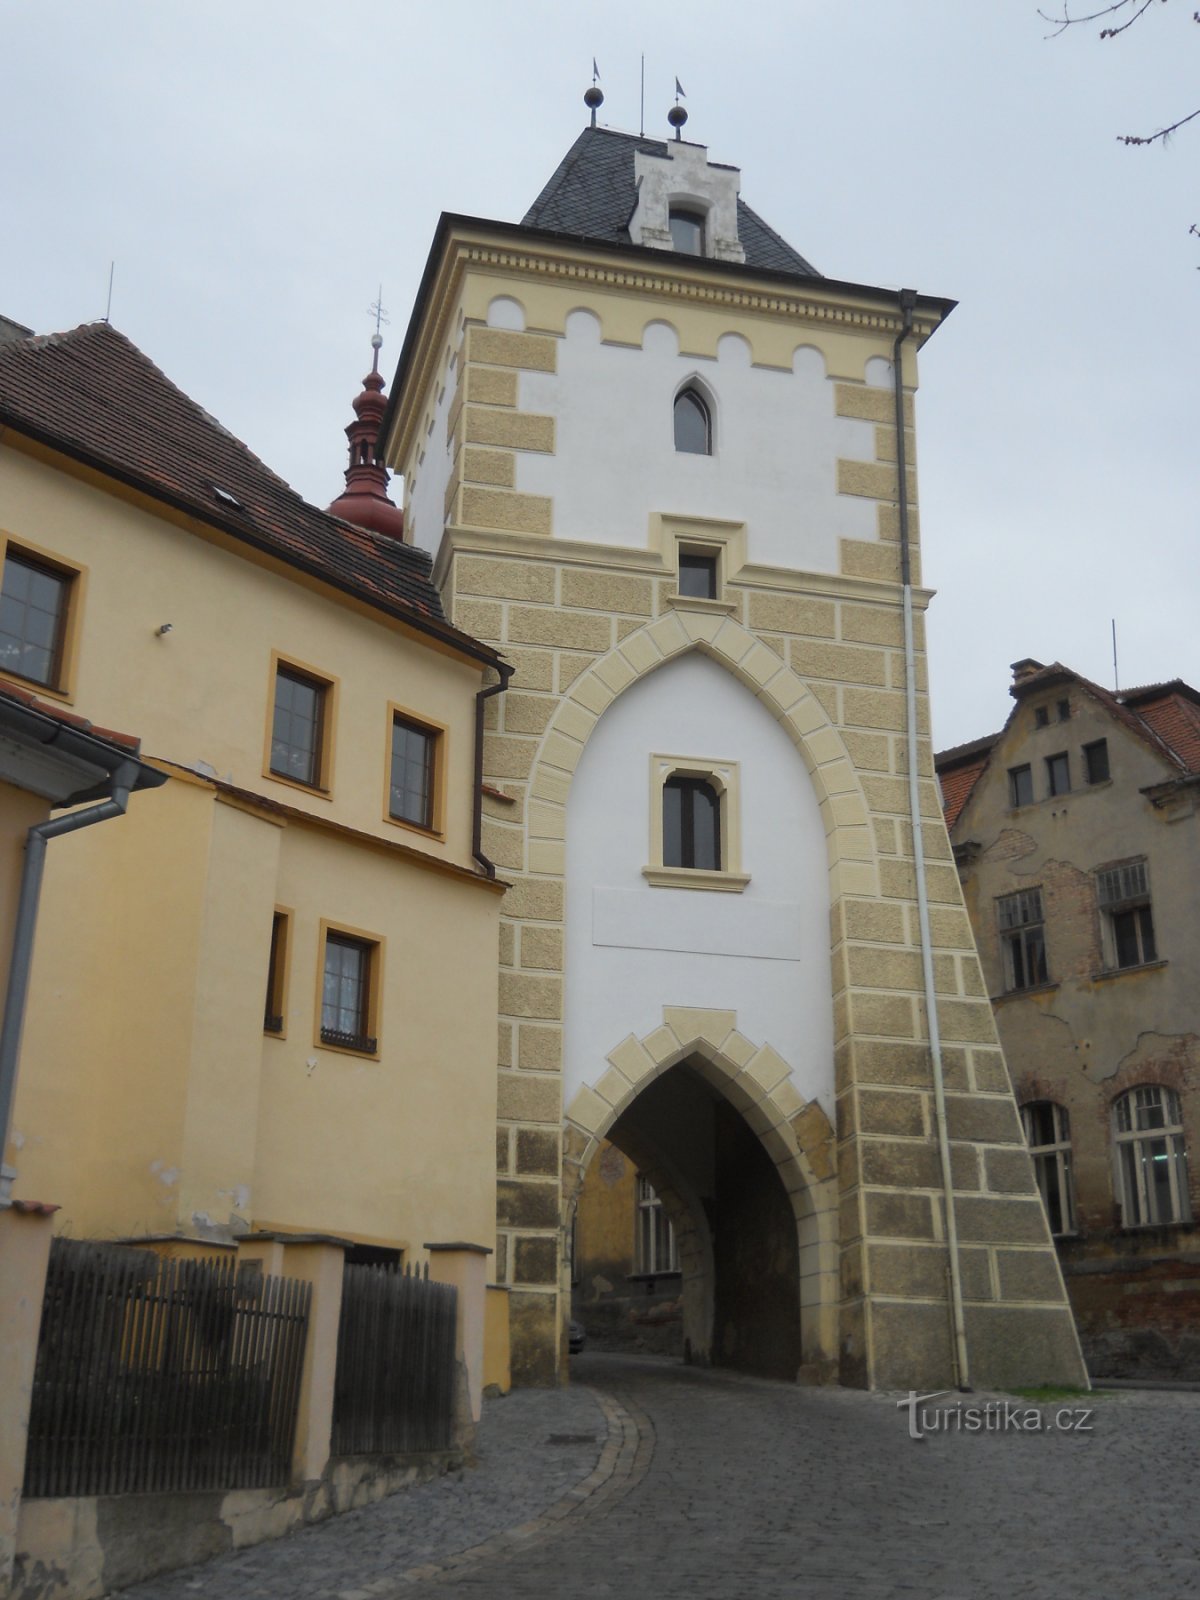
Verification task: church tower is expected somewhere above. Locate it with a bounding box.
[380,104,1087,1390]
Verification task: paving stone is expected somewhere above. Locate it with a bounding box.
[122,1355,1200,1600]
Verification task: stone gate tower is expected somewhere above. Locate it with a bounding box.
[380,111,1087,1390]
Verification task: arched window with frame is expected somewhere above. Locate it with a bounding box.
[673,386,712,456]
[1113,1085,1191,1227]
[1020,1101,1076,1236]
[663,773,721,871]
[668,206,707,256]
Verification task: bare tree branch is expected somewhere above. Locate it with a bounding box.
[1038,0,1162,39]
[1118,103,1200,141]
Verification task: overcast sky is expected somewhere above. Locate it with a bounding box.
[4,1,1196,750]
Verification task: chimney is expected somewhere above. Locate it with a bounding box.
[1010,658,1044,686]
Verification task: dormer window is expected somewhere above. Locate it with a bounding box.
[674,387,712,455]
[668,207,706,256]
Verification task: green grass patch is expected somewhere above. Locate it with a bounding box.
[1008,1385,1110,1403]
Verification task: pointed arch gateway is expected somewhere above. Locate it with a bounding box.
[530,610,873,1381]
[564,1010,839,1377]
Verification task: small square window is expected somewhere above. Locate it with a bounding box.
[264,909,290,1035]
[668,207,706,255]
[678,551,718,600]
[1046,752,1070,797]
[270,661,332,790]
[1084,739,1110,785]
[388,712,441,832]
[0,547,76,691]
[1057,698,1071,722]
[1035,706,1050,728]
[320,928,381,1055]
[1009,765,1033,807]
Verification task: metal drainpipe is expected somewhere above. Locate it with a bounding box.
[473,663,514,877]
[0,760,140,1207]
[893,292,971,1390]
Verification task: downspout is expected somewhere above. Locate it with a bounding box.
[473,662,514,877]
[0,760,140,1206]
[893,292,971,1390]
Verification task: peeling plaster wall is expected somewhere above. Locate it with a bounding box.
[952,680,1200,1376]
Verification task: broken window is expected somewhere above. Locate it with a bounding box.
[1113,1086,1191,1227]
[1021,1101,1076,1236]
[1097,859,1157,970]
[997,887,1048,991]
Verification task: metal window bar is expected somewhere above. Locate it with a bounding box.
[23,1240,310,1498]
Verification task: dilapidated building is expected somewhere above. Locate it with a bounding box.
[937,659,1200,1378]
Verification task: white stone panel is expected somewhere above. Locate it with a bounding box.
[405,350,456,557]
[516,321,876,569]
[564,653,834,1116]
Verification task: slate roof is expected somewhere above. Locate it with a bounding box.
[522,126,821,279]
[934,666,1200,829]
[0,323,496,662]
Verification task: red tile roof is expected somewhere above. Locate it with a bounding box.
[0,679,140,751]
[1125,689,1200,775]
[0,323,497,666]
[935,666,1200,829]
[935,734,999,829]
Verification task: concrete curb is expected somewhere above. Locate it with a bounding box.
[346,1384,654,1594]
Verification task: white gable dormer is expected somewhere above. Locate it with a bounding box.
[629,141,746,264]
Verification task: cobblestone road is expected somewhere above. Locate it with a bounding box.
[126,1354,1200,1600]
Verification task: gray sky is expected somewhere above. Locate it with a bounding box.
[5,1,1196,750]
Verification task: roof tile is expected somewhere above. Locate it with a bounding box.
[0,324,484,649]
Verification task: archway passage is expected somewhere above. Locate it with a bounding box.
[579,1059,803,1382]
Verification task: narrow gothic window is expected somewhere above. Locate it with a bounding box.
[674,388,711,455]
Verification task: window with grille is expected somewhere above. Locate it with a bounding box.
[270,663,330,789]
[1021,1101,1076,1235]
[321,931,378,1054]
[1097,859,1157,970]
[636,1176,680,1275]
[1113,1086,1191,1227]
[997,887,1048,991]
[0,547,75,690]
[389,713,439,831]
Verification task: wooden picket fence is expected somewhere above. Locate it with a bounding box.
[331,1261,457,1456]
[23,1239,310,1497]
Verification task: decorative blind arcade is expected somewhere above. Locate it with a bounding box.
[1097,861,1149,908]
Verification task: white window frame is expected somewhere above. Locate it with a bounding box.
[1113,1085,1191,1228]
[635,1176,680,1276]
[1097,858,1158,971]
[997,887,1048,992]
[1020,1101,1077,1237]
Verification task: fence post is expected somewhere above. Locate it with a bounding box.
[0,1202,56,1593]
[237,1234,345,1485]
[425,1242,492,1425]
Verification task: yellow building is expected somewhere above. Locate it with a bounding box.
[0,320,507,1267]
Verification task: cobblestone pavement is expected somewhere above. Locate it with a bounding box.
[125,1353,1200,1600]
